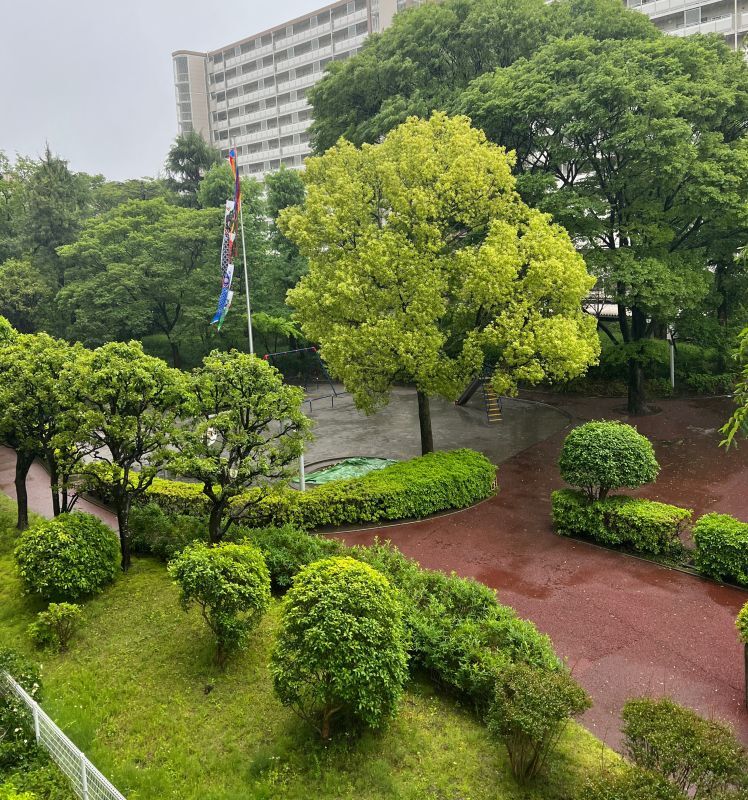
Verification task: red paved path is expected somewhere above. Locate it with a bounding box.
[336,395,748,748]
[2,396,747,748]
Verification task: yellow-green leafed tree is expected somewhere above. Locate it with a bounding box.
[282,113,599,453]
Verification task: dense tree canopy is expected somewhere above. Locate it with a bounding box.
[166,131,221,206]
[58,198,222,366]
[283,114,599,452]
[308,0,658,153]
[460,34,748,412]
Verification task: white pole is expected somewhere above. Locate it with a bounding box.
[668,328,675,389]
[299,452,306,492]
[238,199,254,355]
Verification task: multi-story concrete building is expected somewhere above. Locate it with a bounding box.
[626,0,747,50]
[173,0,423,178]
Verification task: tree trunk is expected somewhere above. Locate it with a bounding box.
[627,307,652,416]
[116,496,132,571]
[627,357,650,416]
[14,452,33,531]
[48,457,61,517]
[416,390,434,455]
[169,339,182,370]
[321,707,333,740]
[208,503,225,545]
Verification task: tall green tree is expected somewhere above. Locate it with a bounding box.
[308,0,657,153]
[59,341,187,569]
[20,146,92,291]
[0,259,52,333]
[91,177,174,214]
[282,114,599,453]
[0,333,76,529]
[58,198,222,366]
[170,350,310,544]
[166,132,221,207]
[460,34,748,413]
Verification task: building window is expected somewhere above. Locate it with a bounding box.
[684,7,701,25]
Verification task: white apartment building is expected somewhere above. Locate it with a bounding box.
[173,0,422,178]
[626,0,747,50]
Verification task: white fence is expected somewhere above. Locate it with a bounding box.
[3,672,127,800]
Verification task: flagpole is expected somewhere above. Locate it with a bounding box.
[238,198,254,355]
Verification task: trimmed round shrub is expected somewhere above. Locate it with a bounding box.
[623,697,747,799]
[559,421,659,500]
[584,766,686,800]
[486,663,591,783]
[168,542,271,666]
[270,556,409,739]
[14,513,119,601]
[737,602,748,643]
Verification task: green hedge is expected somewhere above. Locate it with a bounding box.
[693,513,748,586]
[551,489,691,556]
[133,449,497,530]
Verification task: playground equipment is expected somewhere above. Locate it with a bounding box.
[456,369,503,424]
[263,347,341,409]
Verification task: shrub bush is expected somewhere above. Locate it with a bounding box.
[737,602,748,644]
[584,767,686,800]
[168,542,271,666]
[559,421,659,500]
[14,513,119,601]
[551,489,690,555]
[622,697,747,799]
[486,662,591,783]
[271,556,409,739]
[233,525,343,589]
[0,784,36,800]
[129,502,208,561]
[27,604,82,653]
[693,514,748,586]
[0,649,41,773]
[131,449,496,529]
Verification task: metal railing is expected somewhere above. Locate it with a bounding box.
[3,672,127,800]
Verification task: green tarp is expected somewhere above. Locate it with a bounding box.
[303,457,398,486]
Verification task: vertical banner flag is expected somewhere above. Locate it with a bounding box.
[211,149,241,330]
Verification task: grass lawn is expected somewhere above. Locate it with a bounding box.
[0,494,616,800]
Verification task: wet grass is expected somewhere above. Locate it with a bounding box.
[0,494,616,800]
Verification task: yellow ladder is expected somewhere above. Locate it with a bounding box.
[483,382,503,423]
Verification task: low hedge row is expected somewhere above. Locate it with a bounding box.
[135,449,497,530]
[551,489,691,556]
[693,514,748,586]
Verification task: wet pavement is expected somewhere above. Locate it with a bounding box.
[2,391,747,749]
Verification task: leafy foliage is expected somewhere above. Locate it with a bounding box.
[168,542,271,666]
[14,513,119,601]
[169,350,310,543]
[271,556,409,738]
[460,33,748,413]
[559,422,659,500]
[165,131,221,206]
[237,525,343,589]
[486,663,591,783]
[129,502,208,561]
[0,648,41,772]
[737,602,748,644]
[693,513,748,586]
[57,199,221,366]
[130,449,497,530]
[57,340,187,568]
[27,603,82,653]
[622,697,747,799]
[584,766,687,800]
[283,113,599,452]
[551,490,690,556]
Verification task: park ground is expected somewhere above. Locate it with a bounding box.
[1,391,747,754]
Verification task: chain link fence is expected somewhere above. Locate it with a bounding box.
[3,671,127,800]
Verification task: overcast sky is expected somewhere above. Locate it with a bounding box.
[0,0,324,180]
